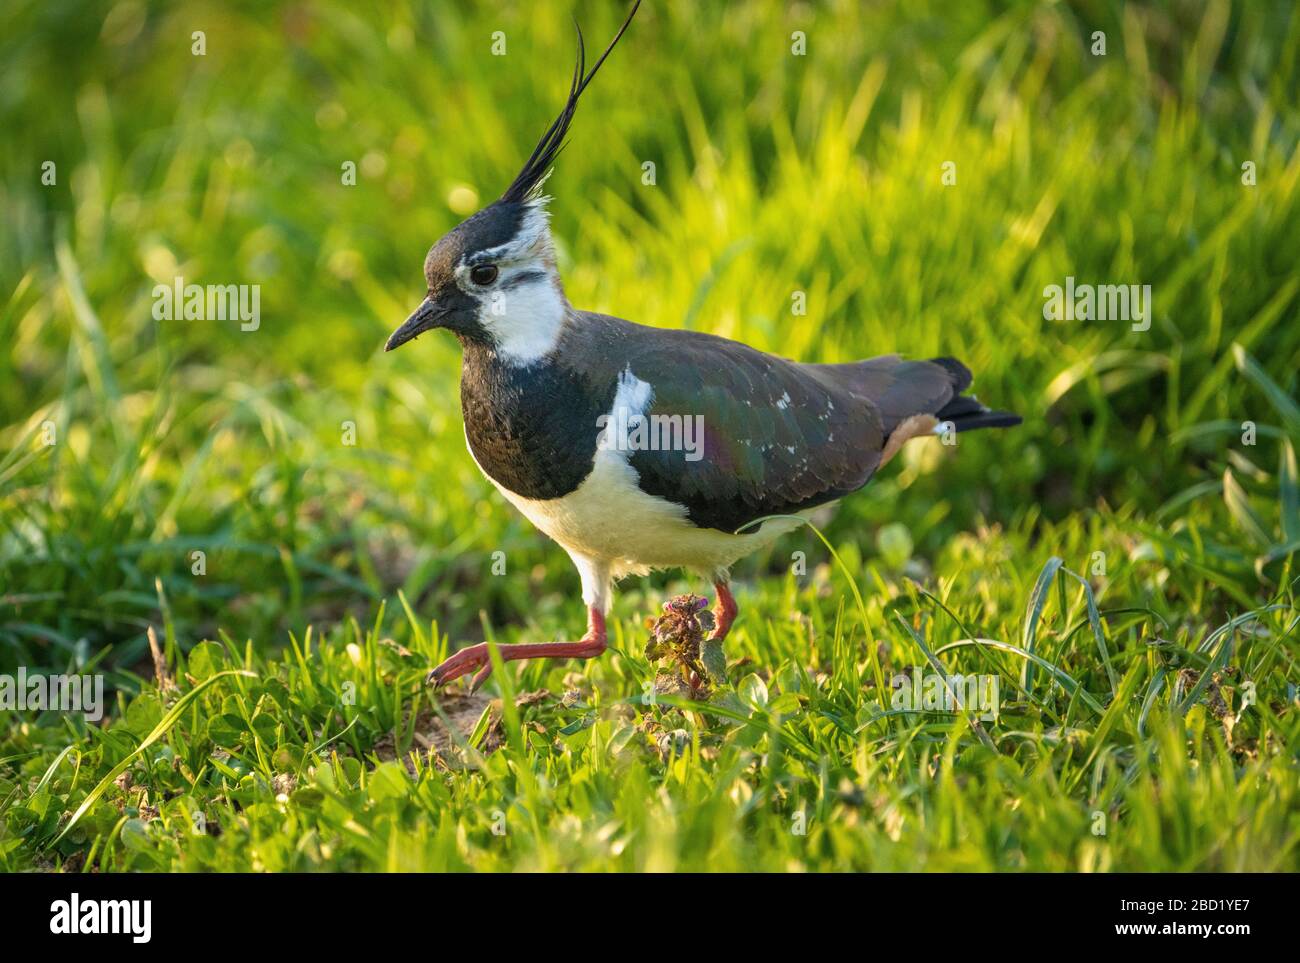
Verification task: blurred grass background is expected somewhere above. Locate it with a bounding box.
[1,0,1299,871]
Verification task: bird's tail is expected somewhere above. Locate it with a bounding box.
[928,357,1022,433]
[809,353,1021,442]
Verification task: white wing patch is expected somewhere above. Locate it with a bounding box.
[612,365,653,418]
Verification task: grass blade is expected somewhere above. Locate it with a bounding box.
[1233,343,1300,435]
[1020,556,1063,693]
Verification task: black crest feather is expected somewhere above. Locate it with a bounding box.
[499,1,642,204]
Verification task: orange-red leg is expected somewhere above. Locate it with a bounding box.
[426,607,607,691]
[711,581,737,641]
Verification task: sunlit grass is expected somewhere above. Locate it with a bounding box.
[1,0,1298,871]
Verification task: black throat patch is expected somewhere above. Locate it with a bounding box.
[460,342,617,500]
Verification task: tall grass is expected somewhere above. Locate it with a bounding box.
[1,0,1297,871]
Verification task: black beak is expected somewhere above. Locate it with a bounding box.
[385,297,448,352]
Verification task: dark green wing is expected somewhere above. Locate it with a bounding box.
[570,313,976,534]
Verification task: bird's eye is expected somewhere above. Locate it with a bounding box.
[469,264,498,286]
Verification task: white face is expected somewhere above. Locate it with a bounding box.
[456,203,567,364]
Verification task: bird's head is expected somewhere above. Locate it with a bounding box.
[384,198,563,361]
[385,1,641,363]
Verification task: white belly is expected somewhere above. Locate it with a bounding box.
[480,445,806,579]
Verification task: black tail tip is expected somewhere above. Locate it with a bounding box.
[944,410,1022,432]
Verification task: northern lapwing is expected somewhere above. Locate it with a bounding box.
[385,1,1020,689]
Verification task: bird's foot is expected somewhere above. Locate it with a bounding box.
[426,607,607,691]
[425,643,494,691]
[710,580,738,642]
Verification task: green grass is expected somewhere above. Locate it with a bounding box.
[2,0,1299,871]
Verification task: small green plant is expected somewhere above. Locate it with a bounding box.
[644,594,727,699]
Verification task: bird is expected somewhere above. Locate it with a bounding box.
[384,1,1020,690]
